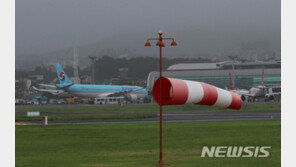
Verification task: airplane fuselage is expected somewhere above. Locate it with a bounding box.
[65,84,147,98]
[248,87,266,98]
[231,89,249,96]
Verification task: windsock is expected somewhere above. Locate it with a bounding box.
[152,77,242,110]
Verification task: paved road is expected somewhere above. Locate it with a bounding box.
[16,110,281,125]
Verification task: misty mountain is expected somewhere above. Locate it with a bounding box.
[16,0,280,69]
[15,26,280,70]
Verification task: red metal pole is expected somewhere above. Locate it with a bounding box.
[145,31,176,166]
[158,32,163,167]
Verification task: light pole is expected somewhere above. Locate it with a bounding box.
[229,55,237,88]
[88,56,97,84]
[145,30,177,167]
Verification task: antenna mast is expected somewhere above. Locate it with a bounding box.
[73,47,80,84]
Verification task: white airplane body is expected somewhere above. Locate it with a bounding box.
[32,63,148,101]
[240,65,280,101]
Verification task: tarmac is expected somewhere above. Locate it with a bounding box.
[15,110,281,125]
[15,101,280,108]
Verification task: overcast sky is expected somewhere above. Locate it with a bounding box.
[16,0,280,55]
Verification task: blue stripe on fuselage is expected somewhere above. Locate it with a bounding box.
[67,84,147,93]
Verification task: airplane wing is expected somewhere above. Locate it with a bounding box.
[107,88,144,97]
[32,86,64,95]
[266,92,281,96]
[241,94,254,97]
[38,84,57,89]
[94,88,145,98]
[96,93,114,98]
[231,89,249,95]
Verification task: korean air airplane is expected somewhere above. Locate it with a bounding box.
[33,63,148,100]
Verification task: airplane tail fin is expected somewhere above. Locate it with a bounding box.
[229,72,234,90]
[261,65,264,86]
[54,63,72,86]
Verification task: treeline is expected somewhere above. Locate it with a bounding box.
[16,56,212,83]
[92,56,211,81]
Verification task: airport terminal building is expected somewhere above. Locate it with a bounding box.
[146,61,281,91]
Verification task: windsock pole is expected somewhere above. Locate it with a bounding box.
[145,30,177,167]
[159,40,163,166]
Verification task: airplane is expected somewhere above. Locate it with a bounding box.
[265,86,281,102]
[240,65,275,102]
[32,63,148,102]
[228,72,249,96]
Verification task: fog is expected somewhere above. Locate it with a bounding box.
[16,0,280,58]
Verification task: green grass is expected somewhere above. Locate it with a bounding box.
[16,120,280,167]
[15,103,281,113]
[15,113,157,121]
[15,103,281,122]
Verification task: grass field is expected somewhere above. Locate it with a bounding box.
[16,120,280,167]
[15,112,157,121]
[15,103,281,121]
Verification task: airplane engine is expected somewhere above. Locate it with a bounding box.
[126,94,138,103]
[241,95,246,101]
[152,77,242,110]
[268,95,275,101]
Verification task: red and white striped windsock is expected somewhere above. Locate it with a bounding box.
[152,77,242,110]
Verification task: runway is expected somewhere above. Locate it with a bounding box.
[15,101,281,108]
[16,110,281,125]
